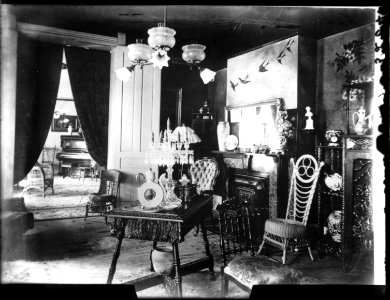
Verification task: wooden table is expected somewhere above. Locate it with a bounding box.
[103,195,215,297]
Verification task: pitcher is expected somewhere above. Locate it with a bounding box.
[352,107,371,135]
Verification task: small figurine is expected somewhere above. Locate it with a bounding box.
[304,106,314,130]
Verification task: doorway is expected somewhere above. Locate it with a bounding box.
[160,87,183,131]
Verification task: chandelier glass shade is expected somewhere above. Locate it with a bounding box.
[127,40,153,65]
[182,44,206,64]
[200,68,216,84]
[147,23,176,51]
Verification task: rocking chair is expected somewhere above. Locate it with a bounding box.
[257,154,324,264]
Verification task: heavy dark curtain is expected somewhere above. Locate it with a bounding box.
[14,34,63,183]
[65,47,110,168]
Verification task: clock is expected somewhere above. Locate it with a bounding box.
[325,130,343,146]
[137,182,164,208]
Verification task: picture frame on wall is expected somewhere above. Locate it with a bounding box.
[51,115,79,132]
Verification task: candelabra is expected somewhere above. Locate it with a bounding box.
[145,128,195,206]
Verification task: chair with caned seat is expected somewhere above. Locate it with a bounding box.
[22,164,54,197]
[257,154,324,264]
[217,197,322,297]
[84,169,122,224]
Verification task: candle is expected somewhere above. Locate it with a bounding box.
[164,130,167,142]
[167,117,170,130]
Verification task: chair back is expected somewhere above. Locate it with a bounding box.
[189,157,219,193]
[98,169,122,197]
[285,154,324,225]
[216,198,255,267]
[42,146,57,164]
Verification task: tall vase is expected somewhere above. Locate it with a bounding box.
[217,121,230,151]
[67,125,73,135]
[327,210,342,243]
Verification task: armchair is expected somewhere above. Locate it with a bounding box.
[84,169,122,224]
[189,157,219,234]
[189,157,219,196]
[257,154,324,264]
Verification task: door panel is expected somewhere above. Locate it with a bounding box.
[108,46,161,205]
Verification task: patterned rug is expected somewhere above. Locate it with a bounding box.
[14,175,100,220]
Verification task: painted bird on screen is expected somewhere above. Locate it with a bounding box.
[238,74,251,84]
[230,80,239,91]
[286,38,295,53]
[258,59,270,72]
[277,50,286,64]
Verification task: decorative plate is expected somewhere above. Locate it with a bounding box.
[224,135,239,151]
[137,181,164,208]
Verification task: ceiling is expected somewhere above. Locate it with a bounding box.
[9,5,377,69]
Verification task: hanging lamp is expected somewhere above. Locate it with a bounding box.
[147,6,176,69]
[181,44,206,68]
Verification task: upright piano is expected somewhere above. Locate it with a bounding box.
[56,135,93,176]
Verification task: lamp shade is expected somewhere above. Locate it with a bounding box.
[115,67,132,82]
[200,68,216,84]
[171,126,202,143]
[182,44,206,64]
[127,42,153,64]
[147,25,176,51]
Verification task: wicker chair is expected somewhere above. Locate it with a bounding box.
[22,164,54,197]
[257,154,324,264]
[189,157,219,234]
[217,197,322,297]
[84,169,122,224]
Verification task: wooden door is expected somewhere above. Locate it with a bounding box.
[108,46,161,206]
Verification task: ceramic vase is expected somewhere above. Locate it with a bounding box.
[327,210,342,243]
[151,246,174,275]
[217,121,230,151]
[67,125,73,135]
[352,107,370,135]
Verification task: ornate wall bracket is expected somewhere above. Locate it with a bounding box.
[273,98,296,154]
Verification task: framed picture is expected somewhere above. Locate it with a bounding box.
[227,35,298,109]
[51,115,79,132]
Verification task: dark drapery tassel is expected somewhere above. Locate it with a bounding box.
[65,47,110,168]
[14,35,62,183]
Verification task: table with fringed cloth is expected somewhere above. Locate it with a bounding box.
[103,195,214,297]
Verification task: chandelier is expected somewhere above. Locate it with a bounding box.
[115,6,216,84]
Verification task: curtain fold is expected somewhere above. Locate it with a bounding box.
[14,35,63,183]
[64,47,110,168]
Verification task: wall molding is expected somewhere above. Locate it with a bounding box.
[17,22,118,51]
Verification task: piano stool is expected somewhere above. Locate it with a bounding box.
[76,166,97,181]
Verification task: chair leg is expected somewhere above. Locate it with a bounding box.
[307,245,314,261]
[221,267,229,298]
[282,239,289,265]
[84,204,89,221]
[257,238,265,255]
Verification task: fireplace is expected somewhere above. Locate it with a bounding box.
[228,169,269,245]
